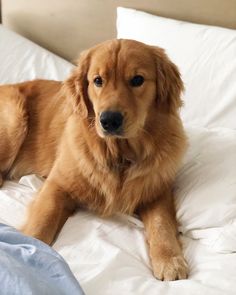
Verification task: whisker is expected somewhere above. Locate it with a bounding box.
[87,118,95,130]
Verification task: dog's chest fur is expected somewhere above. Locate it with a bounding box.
[70,156,157,216]
[59,117,166,216]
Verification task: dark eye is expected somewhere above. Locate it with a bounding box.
[94,76,103,87]
[130,75,144,87]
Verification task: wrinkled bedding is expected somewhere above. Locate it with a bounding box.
[1,167,236,295]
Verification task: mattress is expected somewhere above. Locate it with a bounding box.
[1,24,236,295]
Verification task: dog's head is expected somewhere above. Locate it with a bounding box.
[64,39,184,138]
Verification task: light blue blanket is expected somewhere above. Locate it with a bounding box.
[0,224,84,295]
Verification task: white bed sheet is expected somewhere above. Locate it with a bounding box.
[1,24,236,295]
[1,176,236,295]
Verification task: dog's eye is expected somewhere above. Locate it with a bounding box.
[94,76,103,87]
[130,75,144,87]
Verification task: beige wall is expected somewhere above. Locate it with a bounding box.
[2,0,236,61]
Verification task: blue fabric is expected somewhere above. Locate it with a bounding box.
[0,224,84,295]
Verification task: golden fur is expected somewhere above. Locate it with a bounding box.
[0,39,188,280]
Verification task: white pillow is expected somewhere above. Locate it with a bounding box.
[0,25,73,84]
[117,7,236,129]
[175,127,236,253]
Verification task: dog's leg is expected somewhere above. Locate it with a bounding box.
[140,189,188,281]
[21,179,76,245]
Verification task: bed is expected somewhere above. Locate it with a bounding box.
[1,4,236,295]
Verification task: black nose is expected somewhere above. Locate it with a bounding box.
[100,111,123,134]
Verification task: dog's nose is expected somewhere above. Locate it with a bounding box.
[100,111,123,133]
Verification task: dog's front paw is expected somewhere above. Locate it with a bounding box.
[151,254,188,281]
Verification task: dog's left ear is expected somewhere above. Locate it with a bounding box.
[63,49,92,118]
[152,46,184,113]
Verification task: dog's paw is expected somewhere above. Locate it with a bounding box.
[152,254,188,281]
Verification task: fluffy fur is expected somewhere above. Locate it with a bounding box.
[0,39,188,280]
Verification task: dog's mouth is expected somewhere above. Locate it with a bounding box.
[101,128,123,137]
[97,123,124,138]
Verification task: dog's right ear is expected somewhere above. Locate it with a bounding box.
[63,49,91,118]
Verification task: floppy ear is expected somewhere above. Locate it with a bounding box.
[152,46,184,113]
[63,49,91,118]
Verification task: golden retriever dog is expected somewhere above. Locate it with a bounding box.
[0,39,188,280]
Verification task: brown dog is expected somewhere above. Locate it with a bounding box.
[0,39,188,280]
